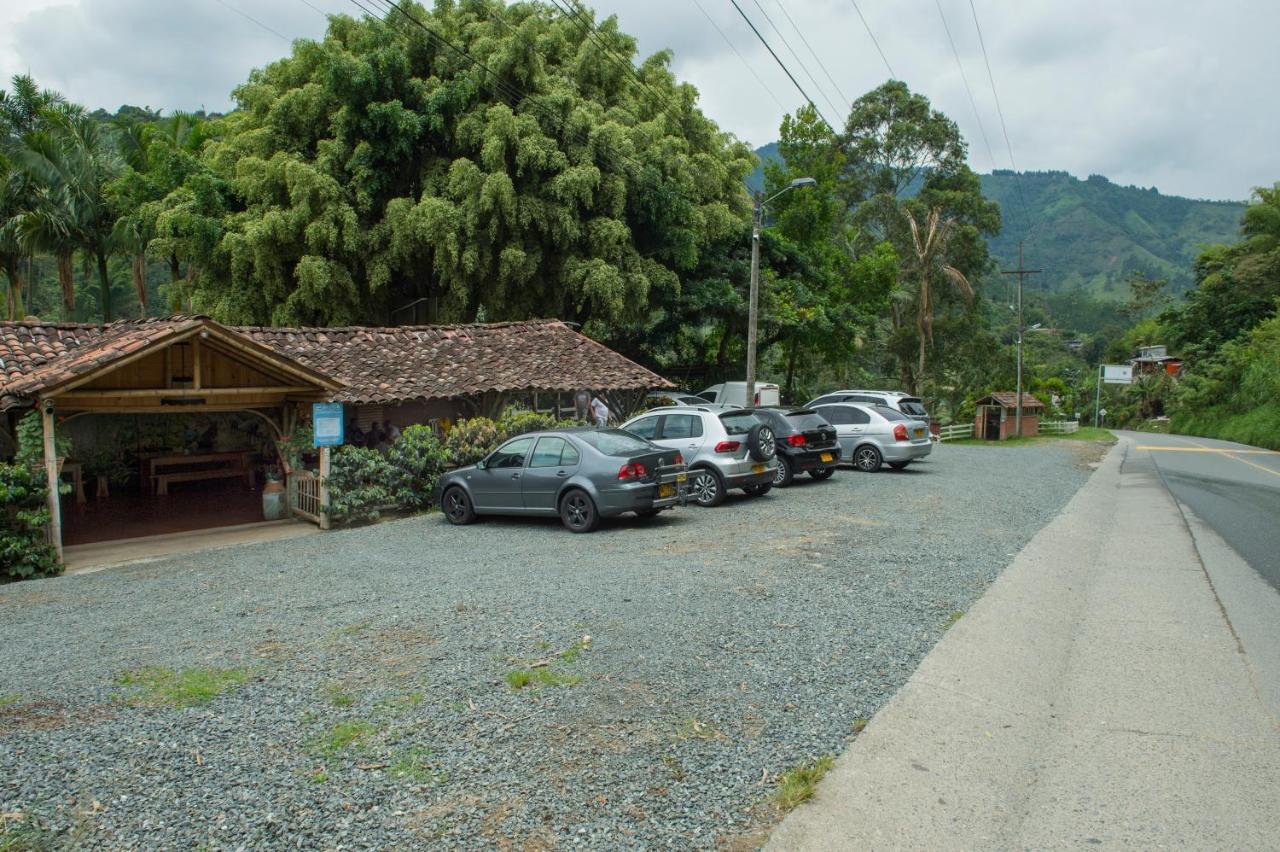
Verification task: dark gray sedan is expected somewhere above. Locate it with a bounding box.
[436,428,689,532]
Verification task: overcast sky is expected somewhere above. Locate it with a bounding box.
[1,0,1274,201]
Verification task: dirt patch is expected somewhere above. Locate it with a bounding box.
[0,701,114,735]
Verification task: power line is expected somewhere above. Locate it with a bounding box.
[728,0,836,134]
[691,0,784,111]
[749,0,844,123]
[847,0,895,80]
[771,0,851,113]
[934,0,998,173]
[967,0,1032,235]
[211,0,291,42]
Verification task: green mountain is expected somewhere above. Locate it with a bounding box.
[750,144,1245,298]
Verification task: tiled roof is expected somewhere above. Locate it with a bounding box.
[241,319,672,404]
[0,316,670,408]
[979,392,1045,409]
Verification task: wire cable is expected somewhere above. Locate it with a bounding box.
[772,0,851,112]
[934,0,997,173]
[691,0,784,111]
[749,0,843,124]
[728,0,835,134]
[211,0,291,42]
[967,0,1031,235]
[847,0,894,79]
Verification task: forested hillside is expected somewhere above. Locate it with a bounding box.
[752,143,1244,297]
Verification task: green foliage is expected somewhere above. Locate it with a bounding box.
[774,755,835,811]
[496,407,559,439]
[385,424,448,510]
[444,417,502,467]
[14,411,71,465]
[0,461,60,580]
[326,445,395,524]
[276,422,315,473]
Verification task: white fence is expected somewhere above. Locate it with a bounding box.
[1040,420,1080,435]
[937,423,974,442]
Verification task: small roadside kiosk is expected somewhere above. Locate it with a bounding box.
[973,392,1045,440]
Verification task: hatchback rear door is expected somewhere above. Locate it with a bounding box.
[656,413,706,455]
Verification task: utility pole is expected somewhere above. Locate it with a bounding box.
[1001,241,1042,437]
[745,191,763,407]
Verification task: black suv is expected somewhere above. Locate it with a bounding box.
[750,407,841,487]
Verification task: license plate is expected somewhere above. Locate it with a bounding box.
[820,452,833,463]
[658,484,674,498]
[914,429,925,438]
[676,472,687,483]
[752,463,766,474]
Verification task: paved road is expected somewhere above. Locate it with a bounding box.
[1116,430,1280,592]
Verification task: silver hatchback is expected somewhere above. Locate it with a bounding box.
[812,403,933,471]
[621,406,778,506]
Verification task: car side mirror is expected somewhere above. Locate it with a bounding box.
[476,458,487,470]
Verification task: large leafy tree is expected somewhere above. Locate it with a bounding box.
[169,0,753,327]
[836,81,1001,392]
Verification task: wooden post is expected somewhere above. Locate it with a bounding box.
[318,444,331,531]
[192,336,202,390]
[41,404,63,564]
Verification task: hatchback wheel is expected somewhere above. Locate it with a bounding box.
[442,486,476,525]
[853,445,883,472]
[559,489,599,532]
[743,482,772,497]
[888,461,911,470]
[773,456,794,487]
[689,468,726,507]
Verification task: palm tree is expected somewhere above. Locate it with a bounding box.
[901,205,972,386]
[10,107,124,321]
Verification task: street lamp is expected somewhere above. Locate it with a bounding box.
[746,177,817,405]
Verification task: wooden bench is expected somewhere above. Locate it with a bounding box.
[153,466,253,495]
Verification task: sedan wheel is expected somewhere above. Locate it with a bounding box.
[853,445,883,472]
[773,456,794,487]
[689,469,725,507]
[442,487,476,525]
[809,467,835,481]
[559,489,599,533]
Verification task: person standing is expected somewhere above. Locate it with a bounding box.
[590,392,611,428]
[384,419,401,444]
[574,388,591,422]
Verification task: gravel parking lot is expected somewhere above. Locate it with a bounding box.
[0,441,1103,849]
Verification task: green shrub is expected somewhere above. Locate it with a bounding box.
[445,417,502,467]
[497,407,559,439]
[326,446,395,524]
[14,411,72,466]
[0,462,61,581]
[386,425,449,510]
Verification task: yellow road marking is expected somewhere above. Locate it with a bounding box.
[1135,446,1280,455]
[1136,442,1280,479]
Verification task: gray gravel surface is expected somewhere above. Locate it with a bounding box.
[0,442,1103,849]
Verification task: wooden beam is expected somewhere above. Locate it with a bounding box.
[40,405,63,565]
[193,335,202,390]
[57,386,321,399]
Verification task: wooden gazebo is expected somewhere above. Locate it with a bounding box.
[973,392,1045,440]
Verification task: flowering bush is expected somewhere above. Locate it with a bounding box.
[497,408,559,439]
[445,417,502,467]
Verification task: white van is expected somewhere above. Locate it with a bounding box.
[697,381,781,408]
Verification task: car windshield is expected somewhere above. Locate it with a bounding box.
[719,411,761,435]
[899,398,928,417]
[785,411,830,430]
[875,406,910,421]
[579,429,654,455]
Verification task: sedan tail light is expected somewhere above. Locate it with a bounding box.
[714,441,741,453]
[617,462,648,480]
[892,424,908,442]
[785,434,805,447]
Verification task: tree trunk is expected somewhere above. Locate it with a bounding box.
[132,252,147,314]
[784,337,798,401]
[57,254,75,311]
[96,251,113,322]
[715,323,731,369]
[168,253,183,313]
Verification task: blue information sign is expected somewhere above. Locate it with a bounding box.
[313,402,345,447]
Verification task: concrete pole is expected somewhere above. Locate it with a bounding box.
[318,444,331,531]
[41,404,63,564]
[745,191,763,407]
[1095,364,1103,428]
[1015,242,1024,438]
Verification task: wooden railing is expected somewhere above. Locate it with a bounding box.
[937,423,974,442]
[1040,420,1081,435]
[288,470,323,524]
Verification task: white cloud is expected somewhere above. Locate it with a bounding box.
[2,0,1276,200]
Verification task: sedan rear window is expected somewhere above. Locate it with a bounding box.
[577,429,654,455]
[719,411,761,435]
[785,411,830,430]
